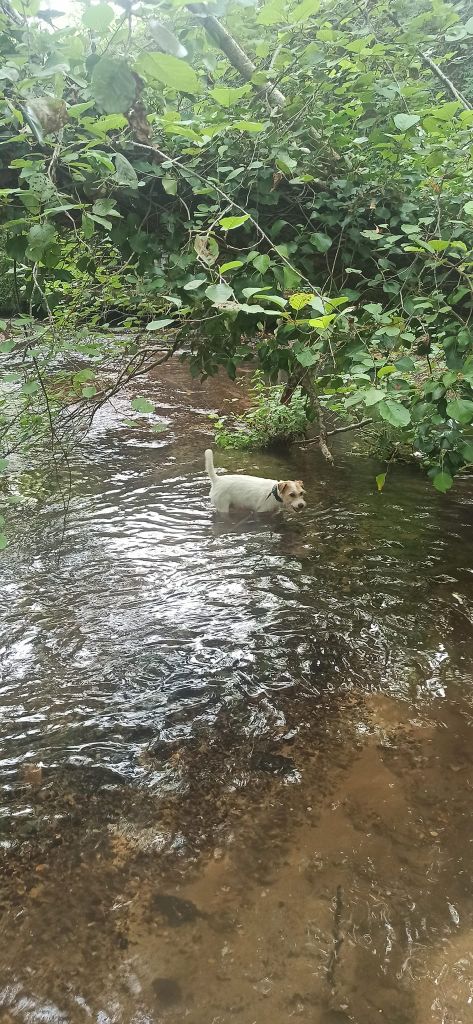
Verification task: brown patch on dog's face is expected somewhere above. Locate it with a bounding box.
[277,479,306,512]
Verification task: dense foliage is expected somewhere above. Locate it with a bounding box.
[1,0,473,543]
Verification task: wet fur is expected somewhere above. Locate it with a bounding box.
[205,449,306,515]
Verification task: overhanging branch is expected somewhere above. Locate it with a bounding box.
[187,6,286,108]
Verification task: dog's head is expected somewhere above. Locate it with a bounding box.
[277,479,306,512]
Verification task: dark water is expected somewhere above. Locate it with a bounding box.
[1,361,473,1023]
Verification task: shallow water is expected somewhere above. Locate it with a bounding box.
[1,360,473,1023]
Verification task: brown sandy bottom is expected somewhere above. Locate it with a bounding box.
[1,686,473,1024]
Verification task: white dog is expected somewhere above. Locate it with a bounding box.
[205,449,306,515]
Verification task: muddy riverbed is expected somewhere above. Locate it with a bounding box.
[1,360,473,1023]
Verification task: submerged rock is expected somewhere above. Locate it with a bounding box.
[152,892,206,926]
[251,752,296,776]
[152,976,183,1006]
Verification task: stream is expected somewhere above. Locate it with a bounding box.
[1,359,473,1023]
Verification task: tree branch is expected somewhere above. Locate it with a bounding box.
[419,50,472,110]
[296,417,373,446]
[385,10,472,111]
[188,6,286,108]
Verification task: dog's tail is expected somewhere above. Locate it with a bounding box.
[205,448,217,484]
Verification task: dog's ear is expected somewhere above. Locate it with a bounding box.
[278,480,289,493]
[295,480,304,487]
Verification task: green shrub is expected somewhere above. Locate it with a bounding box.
[212,372,310,451]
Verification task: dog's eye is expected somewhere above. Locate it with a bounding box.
[289,491,296,498]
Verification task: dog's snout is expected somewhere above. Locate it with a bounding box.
[295,500,306,511]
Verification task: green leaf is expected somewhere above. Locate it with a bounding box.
[289,0,320,22]
[461,442,473,463]
[21,380,41,396]
[255,294,286,308]
[219,214,249,231]
[463,201,473,216]
[462,363,473,386]
[88,213,112,229]
[252,254,271,274]
[162,176,177,196]
[445,25,468,40]
[205,283,233,304]
[428,239,451,251]
[295,348,319,366]
[131,398,155,413]
[446,399,473,424]
[26,222,57,261]
[136,53,201,95]
[309,296,326,313]
[401,223,420,235]
[113,154,139,188]
[325,296,350,310]
[82,212,95,238]
[91,58,136,114]
[0,534,8,551]
[395,356,415,371]
[82,3,114,32]
[377,365,396,378]
[257,0,285,24]
[276,152,297,174]
[146,319,174,330]
[0,458,8,472]
[242,286,270,299]
[183,278,206,290]
[220,261,244,273]
[92,198,120,217]
[433,471,453,493]
[149,21,187,58]
[69,101,95,119]
[82,385,97,398]
[376,473,386,492]
[308,314,336,329]
[310,231,332,253]
[364,388,385,406]
[73,369,95,384]
[210,86,251,107]
[233,121,266,133]
[378,400,411,427]
[393,113,420,132]
[289,292,315,311]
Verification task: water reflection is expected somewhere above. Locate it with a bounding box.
[1,362,473,1023]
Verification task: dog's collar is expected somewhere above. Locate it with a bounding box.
[270,483,283,504]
